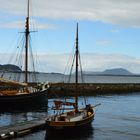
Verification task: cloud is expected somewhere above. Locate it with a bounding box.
[1,53,140,74]
[96,40,111,46]
[0,21,24,29]
[81,53,140,73]
[111,29,119,33]
[0,0,140,28]
[0,19,56,29]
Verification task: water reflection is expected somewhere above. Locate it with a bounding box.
[0,99,48,113]
[0,105,48,127]
[45,125,94,140]
[0,100,48,113]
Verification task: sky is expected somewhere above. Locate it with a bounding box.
[0,0,140,73]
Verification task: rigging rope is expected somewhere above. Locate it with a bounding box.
[68,53,76,83]
[62,43,75,82]
[29,34,38,82]
[78,50,88,106]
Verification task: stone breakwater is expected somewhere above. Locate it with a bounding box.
[47,83,140,97]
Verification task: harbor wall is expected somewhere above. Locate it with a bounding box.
[47,83,140,97]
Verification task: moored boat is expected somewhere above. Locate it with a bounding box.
[46,23,100,132]
[0,0,48,111]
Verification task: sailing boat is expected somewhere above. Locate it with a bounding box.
[0,0,48,110]
[46,23,100,132]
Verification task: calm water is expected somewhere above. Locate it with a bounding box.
[1,72,140,83]
[0,94,140,140]
[1,73,140,139]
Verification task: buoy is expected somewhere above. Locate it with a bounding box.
[1,133,6,137]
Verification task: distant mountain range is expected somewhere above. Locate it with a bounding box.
[83,68,134,76]
[0,64,136,76]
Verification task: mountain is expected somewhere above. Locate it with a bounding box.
[0,64,22,72]
[83,68,133,76]
[0,65,134,76]
[102,68,133,75]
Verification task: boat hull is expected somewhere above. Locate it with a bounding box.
[0,89,48,111]
[46,112,94,132]
[45,121,94,139]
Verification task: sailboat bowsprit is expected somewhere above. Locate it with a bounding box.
[46,23,100,132]
[0,0,48,110]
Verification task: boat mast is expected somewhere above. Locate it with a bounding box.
[75,23,79,113]
[25,0,30,83]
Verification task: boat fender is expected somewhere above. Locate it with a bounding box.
[88,112,92,116]
[1,133,6,138]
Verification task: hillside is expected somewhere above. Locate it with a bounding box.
[0,64,22,72]
[83,68,133,76]
[0,65,134,76]
[102,68,133,75]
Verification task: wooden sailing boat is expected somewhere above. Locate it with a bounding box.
[0,0,48,110]
[46,23,100,132]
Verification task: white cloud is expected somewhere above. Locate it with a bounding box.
[0,21,24,29]
[96,40,111,46]
[0,19,56,29]
[1,53,140,74]
[0,0,140,28]
[81,53,140,73]
[111,29,119,33]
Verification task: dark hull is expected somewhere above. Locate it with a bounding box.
[0,89,48,111]
[45,123,94,139]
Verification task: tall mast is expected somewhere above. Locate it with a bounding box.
[25,0,30,83]
[75,23,79,113]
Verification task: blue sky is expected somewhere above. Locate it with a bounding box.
[0,0,140,73]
